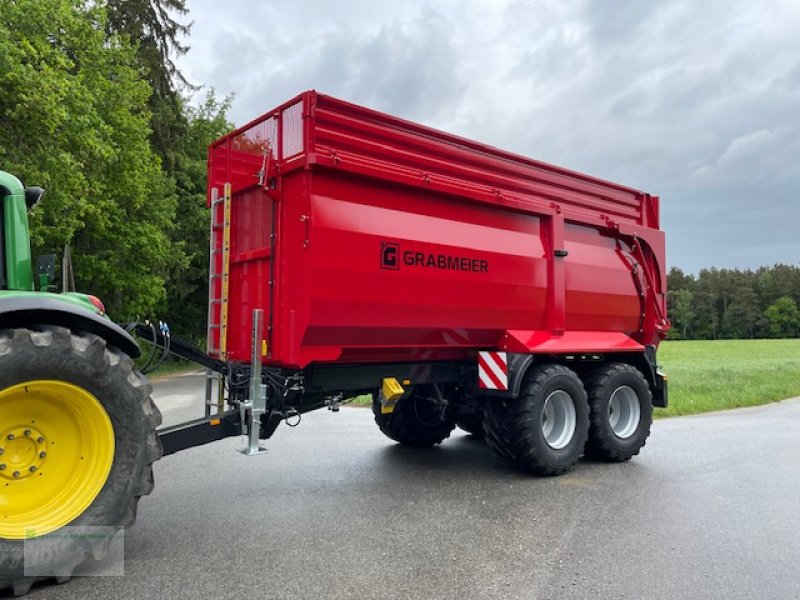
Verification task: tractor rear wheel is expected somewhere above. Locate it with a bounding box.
[0,326,161,596]
[372,385,457,448]
[484,364,589,476]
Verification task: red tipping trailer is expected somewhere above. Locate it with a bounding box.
[206,91,669,475]
[0,93,672,597]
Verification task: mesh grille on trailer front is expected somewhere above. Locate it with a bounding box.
[227,117,278,189]
[281,101,304,158]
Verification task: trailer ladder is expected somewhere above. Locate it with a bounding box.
[205,183,232,415]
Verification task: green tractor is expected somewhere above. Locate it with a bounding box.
[0,170,161,596]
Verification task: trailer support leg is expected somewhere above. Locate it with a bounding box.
[240,309,268,456]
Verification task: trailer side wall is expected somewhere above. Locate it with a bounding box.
[208,92,667,368]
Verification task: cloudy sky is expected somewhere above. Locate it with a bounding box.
[175,0,800,273]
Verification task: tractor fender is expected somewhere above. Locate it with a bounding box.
[0,295,140,358]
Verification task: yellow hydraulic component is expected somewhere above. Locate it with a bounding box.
[0,381,115,540]
[382,377,404,401]
[380,377,405,414]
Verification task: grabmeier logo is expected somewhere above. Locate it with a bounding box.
[381,242,399,270]
[379,240,489,274]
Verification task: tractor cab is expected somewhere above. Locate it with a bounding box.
[0,170,43,292]
[0,186,5,289]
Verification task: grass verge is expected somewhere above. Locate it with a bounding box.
[140,358,199,380]
[347,394,373,407]
[655,339,800,417]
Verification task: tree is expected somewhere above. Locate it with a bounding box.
[0,0,177,319]
[769,264,800,305]
[161,92,233,343]
[668,288,695,339]
[105,0,192,173]
[693,269,721,339]
[719,272,761,339]
[667,267,694,294]
[104,0,224,340]
[722,288,761,339]
[764,296,800,338]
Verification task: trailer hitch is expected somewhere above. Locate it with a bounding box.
[131,311,312,456]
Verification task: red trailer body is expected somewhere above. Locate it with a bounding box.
[207,91,669,370]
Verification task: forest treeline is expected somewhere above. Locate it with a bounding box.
[0,0,231,343]
[667,265,800,340]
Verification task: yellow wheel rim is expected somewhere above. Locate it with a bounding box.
[0,380,115,539]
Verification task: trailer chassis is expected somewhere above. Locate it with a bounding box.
[133,309,666,458]
[132,311,474,457]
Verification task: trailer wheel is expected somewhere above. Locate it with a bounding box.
[456,413,485,439]
[584,363,652,462]
[484,364,588,476]
[0,326,161,596]
[372,385,456,448]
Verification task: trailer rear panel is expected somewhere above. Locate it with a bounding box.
[208,91,668,368]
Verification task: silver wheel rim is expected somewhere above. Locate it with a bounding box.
[608,385,641,439]
[541,390,577,450]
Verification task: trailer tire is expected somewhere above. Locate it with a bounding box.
[484,364,588,476]
[0,326,161,597]
[372,386,456,448]
[456,413,485,439]
[584,363,652,462]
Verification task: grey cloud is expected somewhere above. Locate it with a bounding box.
[582,0,666,42]
[663,182,799,270]
[178,0,800,273]
[266,8,462,122]
[692,128,799,186]
[346,9,463,121]
[192,5,462,127]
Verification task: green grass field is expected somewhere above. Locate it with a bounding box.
[656,339,800,417]
[348,339,800,416]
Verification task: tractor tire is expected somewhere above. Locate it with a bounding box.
[0,326,161,596]
[372,385,457,448]
[456,413,485,439]
[484,364,589,476]
[584,363,652,462]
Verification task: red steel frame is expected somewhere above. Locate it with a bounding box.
[208,91,669,369]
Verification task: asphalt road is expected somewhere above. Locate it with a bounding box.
[16,372,800,600]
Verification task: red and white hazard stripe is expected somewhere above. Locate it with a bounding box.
[478,351,508,390]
